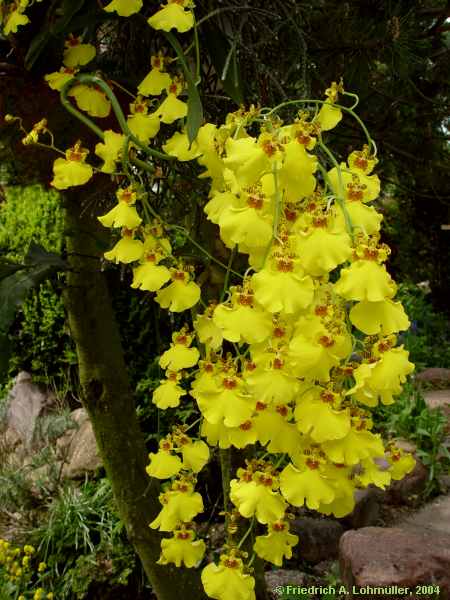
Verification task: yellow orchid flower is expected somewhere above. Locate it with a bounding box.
[3,0,29,35]
[127,97,160,142]
[103,0,143,17]
[63,35,95,68]
[349,299,410,335]
[146,448,182,479]
[51,142,93,190]
[180,440,210,473]
[159,329,200,371]
[152,373,185,409]
[150,480,203,531]
[103,229,144,264]
[95,130,124,173]
[230,477,287,524]
[68,84,111,118]
[156,269,201,312]
[163,131,201,161]
[254,521,298,566]
[45,67,78,91]
[148,1,194,34]
[159,529,205,568]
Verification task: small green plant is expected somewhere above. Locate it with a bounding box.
[397,283,450,370]
[373,381,450,497]
[30,479,143,599]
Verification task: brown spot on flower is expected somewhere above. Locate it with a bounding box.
[146,253,156,263]
[238,292,254,306]
[306,458,320,469]
[177,531,191,540]
[247,195,264,209]
[296,132,312,145]
[354,156,368,170]
[173,271,186,281]
[223,377,237,390]
[175,335,187,345]
[272,522,286,531]
[320,390,335,403]
[239,420,252,431]
[261,139,277,157]
[276,405,288,417]
[224,558,239,569]
[284,207,297,221]
[313,216,327,228]
[363,248,379,260]
[276,258,294,272]
[319,335,335,348]
[273,358,284,370]
[273,326,285,338]
[315,305,328,317]
[256,401,267,411]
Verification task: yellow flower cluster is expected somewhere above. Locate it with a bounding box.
[0,539,53,599]
[10,3,417,599]
[145,90,415,599]
[146,428,208,568]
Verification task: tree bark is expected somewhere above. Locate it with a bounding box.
[62,193,207,600]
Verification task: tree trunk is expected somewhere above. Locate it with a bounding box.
[62,193,207,600]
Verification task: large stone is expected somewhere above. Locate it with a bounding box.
[4,371,55,447]
[339,527,450,599]
[385,457,429,505]
[400,493,450,535]
[290,517,344,563]
[340,487,382,529]
[416,368,450,384]
[424,389,450,410]
[265,570,306,599]
[61,408,102,478]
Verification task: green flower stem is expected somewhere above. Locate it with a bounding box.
[60,74,174,161]
[220,245,237,302]
[318,139,354,236]
[167,225,243,279]
[121,134,131,177]
[237,517,255,549]
[264,98,375,154]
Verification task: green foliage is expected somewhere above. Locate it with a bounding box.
[31,479,144,599]
[374,381,450,497]
[396,283,450,370]
[0,185,76,389]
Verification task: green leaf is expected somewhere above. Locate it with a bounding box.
[0,260,25,282]
[25,242,67,270]
[0,244,67,378]
[164,32,203,144]
[201,22,244,105]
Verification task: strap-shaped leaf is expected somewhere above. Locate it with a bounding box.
[164,31,203,145]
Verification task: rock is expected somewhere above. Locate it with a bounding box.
[424,390,450,430]
[5,371,56,446]
[385,457,429,505]
[61,409,102,478]
[400,494,450,535]
[290,517,344,563]
[340,487,382,529]
[265,569,306,598]
[416,368,450,384]
[339,527,450,599]
[394,437,417,454]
